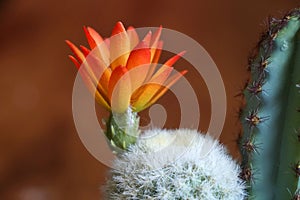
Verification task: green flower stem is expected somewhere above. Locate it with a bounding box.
[105,108,140,151]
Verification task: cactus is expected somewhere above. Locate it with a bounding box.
[239,8,300,200]
[105,129,246,200]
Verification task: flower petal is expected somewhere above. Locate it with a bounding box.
[144,41,163,82]
[131,84,161,112]
[126,41,151,91]
[80,45,91,57]
[65,40,85,63]
[83,26,104,49]
[165,51,186,66]
[85,52,111,97]
[142,31,152,47]
[110,22,130,70]
[78,63,110,110]
[68,55,80,69]
[127,26,139,50]
[84,26,110,66]
[150,26,162,61]
[150,26,162,47]
[108,66,131,113]
[149,51,185,83]
[66,40,108,99]
[144,70,188,109]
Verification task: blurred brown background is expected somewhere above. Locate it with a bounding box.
[0,0,299,199]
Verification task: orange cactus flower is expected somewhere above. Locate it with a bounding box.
[67,21,187,113]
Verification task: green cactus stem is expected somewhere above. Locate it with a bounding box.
[105,107,140,151]
[239,8,300,200]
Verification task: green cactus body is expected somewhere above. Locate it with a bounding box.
[240,9,300,200]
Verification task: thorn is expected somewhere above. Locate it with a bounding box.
[239,167,251,181]
[245,108,270,129]
[239,166,253,183]
[247,79,264,99]
[292,190,300,200]
[242,139,261,155]
[291,161,300,177]
[294,128,300,142]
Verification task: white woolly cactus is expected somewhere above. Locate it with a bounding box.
[104,129,246,200]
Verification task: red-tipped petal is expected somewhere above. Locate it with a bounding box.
[142,31,152,47]
[126,41,151,91]
[65,40,85,63]
[126,41,151,70]
[127,26,139,50]
[149,66,174,85]
[112,21,127,36]
[150,26,162,47]
[84,26,110,65]
[79,67,110,110]
[144,70,187,109]
[131,84,162,112]
[150,26,162,61]
[110,22,130,70]
[108,66,131,113]
[83,26,104,49]
[68,55,80,69]
[80,45,91,57]
[165,51,186,67]
[144,41,163,82]
[85,53,111,96]
[148,50,185,83]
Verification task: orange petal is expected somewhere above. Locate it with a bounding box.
[108,66,131,113]
[66,42,105,99]
[144,41,163,82]
[149,66,173,85]
[84,26,104,48]
[126,41,151,70]
[144,70,187,109]
[127,26,139,50]
[126,41,151,92]
[65,40,85,63]
[68,55,80,69]
[142,31,152,47]
[150,26,162,47]
[80,45,91,57]
[148,51,185,83]
[85,53,111,97]
[110,22,130,70]
[78,65,110,110]
[150,26,162,61]
[131,84,162,112]
[165,51,186,67]
[84,26,110,66]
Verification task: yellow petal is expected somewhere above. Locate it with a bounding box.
[144,70,188,109]
[131,84,162,112]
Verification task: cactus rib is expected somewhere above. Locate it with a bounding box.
[240,8,300,200]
